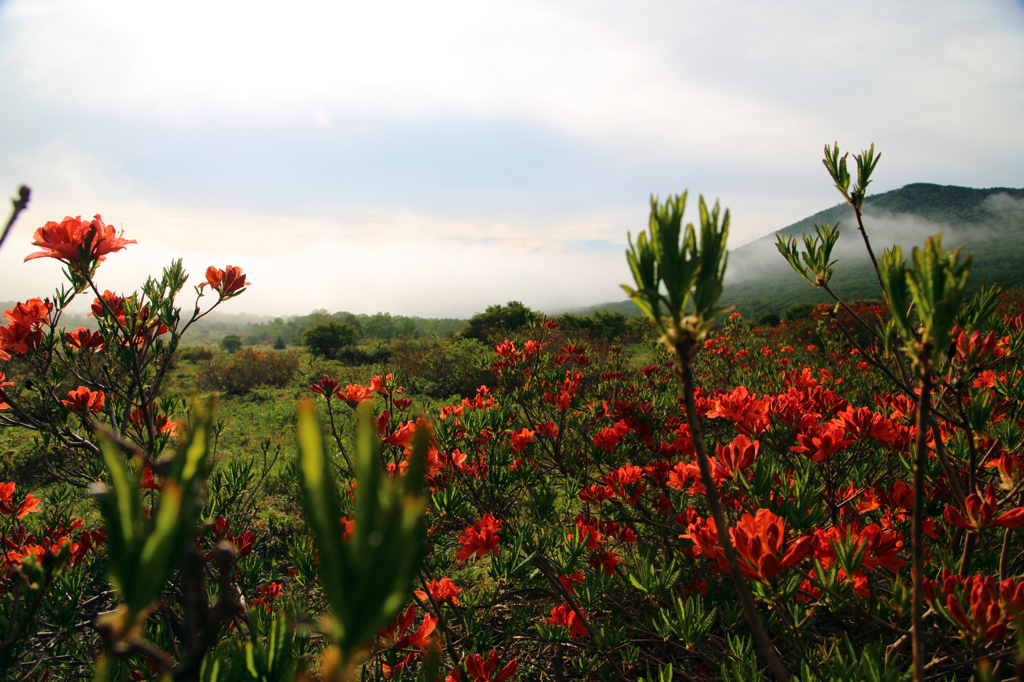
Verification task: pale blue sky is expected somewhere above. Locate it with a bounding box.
[1,0,1022,316]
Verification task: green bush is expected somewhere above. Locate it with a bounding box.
[459,300,540,343]
[782,301,818,321]
[221,334,244,353]
[389,337,492,398]
[335,345,393,366]
[196,349,300,394]
[301,320,359,358]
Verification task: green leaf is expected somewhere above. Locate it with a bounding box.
[296,400,350,632]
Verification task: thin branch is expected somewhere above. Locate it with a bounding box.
[0,186,30,252]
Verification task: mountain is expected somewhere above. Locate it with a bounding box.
[724,183,1024,319]
[566,183,1024,321]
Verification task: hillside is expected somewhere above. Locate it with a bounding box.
[567,183,1024,321]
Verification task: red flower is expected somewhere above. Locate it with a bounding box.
[836,405,896,442]
[379,605,416,642]
[65,327,105,351]
[25,214,135,273]
[0,482,42,519]
[720,509,812,581]
[956,329,998,366]
[0,372,12,410]
[790,421,853,464]
[456,514,501,562]
[128,409,178,437]
[944,484,1024,532]
[4,298,52,329]
[602,463,646,504]
[396,613,438,653]
[309,375,339,397]
[986,454,1024,491]
[542,390,571,411]
[62,386,105,414]
[257,582,284,600]
[592,420,631,452]
[716,434,759,479]
[510,428,535,453]
[90,291,127,324]
[940,575,1009,644]
[548,603,589,639]
[337,384,375,407]
[578,484,614,504]
[681,516,719,560]
[558,572,585,596]
[705,386,770,435]
[0,299,49,356]
[200,265,250,299]
[415,576,462,604]
[534,421,557,439]
[206,516,255,561]
[140,467,161,491]
[383,420,416,447]
[588,549,619,576]
[465,651,518,682]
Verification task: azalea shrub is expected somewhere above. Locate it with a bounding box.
[2,144,1024,682]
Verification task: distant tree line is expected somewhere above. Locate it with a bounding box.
[243,310,466,346]
[235,302,651,358]
[456,301,649,345]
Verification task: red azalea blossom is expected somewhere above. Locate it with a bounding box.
[0,372,12,410]
[309,375,340,397]
[338,384,375,406]
[986,454,1024,491]
[200,265,250,299]
[548,603,589,639]
[414,576,462,605]
[384,420,416,447]
[510,428,535,453]
[836,405,896,442]
[140,467,161,491]
[682,516,720,560]
[592,420,631,452]
[4,298,52,328]
[62,386,105,414]
[65,326,105,352]
[716,434,759,479]
[395,613,438,653]
[456,514,501,562]
[944,484,1024,532]
[0,482,43,519]
[589,550,619,576]
[720,509,812,581]
[25,214,135,273]
[465,651,518,682]
[790,421,854,463]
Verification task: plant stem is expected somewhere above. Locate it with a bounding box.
[0,185,30,253]
[852,204,885,294]
[676,341,791,682]
[912,359,932,682]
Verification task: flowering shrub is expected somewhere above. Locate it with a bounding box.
[3,144,1024,682]
[196,347,301,394]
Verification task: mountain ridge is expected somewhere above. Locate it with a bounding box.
[552,182,1024,320]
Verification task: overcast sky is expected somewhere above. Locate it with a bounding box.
[1,0,1022,317]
